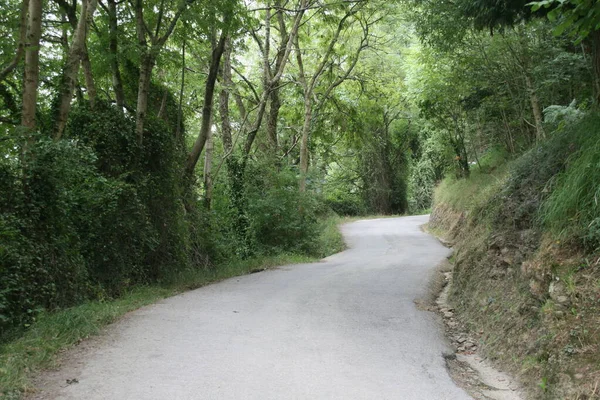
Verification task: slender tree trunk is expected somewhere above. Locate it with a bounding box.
[203,126,214,209]
[157,88,168,120]
[107,0,125,111]
[135,52,154,143]
[500,109,515,154]
[56,0,95,108]
[219,41,233,152]
[524,73,545,142]
[0,0,29,83]
[299,98,312,192]
[55,0,98,139]
[185,32,228,176]
[242,90,269,157]
[21,0,42,129]
[81,44,96,108]
[175,34,186,139]
[266,87,280,151]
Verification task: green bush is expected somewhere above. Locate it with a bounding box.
[408,157,437,212]
[324,193,365,216]
[245,164,322,255]
[0,103,215,333]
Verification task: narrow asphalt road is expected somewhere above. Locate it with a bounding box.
[33,215,471,400]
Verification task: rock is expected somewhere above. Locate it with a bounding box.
[501,256,513,266]
[457,337,467,344]
[444,311,454,318]
[549,280,570,305]
[529,279,547,300]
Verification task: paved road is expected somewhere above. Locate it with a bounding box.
[33,216,471,400]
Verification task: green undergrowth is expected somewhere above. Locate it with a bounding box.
[541,115,600,250]
[0,215,345,399]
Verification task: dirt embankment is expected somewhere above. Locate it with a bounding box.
[429,203,600,400]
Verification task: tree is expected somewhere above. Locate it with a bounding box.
[54,0,98,139]
[531,0,600,101]
[21,0,42,129]
[133,0,194,143]
[0,0,29,83]
[294,1,370,191]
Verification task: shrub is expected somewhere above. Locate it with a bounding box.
[245,164,321,255]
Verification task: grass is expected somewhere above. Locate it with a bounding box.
[541,114,600,249]
[434,163,509,215]
[0,215,345,399]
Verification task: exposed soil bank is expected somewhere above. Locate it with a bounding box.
[429,203,600,399]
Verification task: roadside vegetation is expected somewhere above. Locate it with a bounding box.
[0,215,345,398]
[1,0,600,398]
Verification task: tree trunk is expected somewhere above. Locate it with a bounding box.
[185,32,227,177]
[21,0,42,129]
[81,44,96,108]
[135,52,154,143]
[0,0,29,83]
[203,126,214,209]
[107,0,125,111]
[157,88,168,120]
[219,42,233,153]
[524,73,545,142]
[175,34,186,139]
[266,87,280,151]
[299,98,312,192]
[55,0,98,139]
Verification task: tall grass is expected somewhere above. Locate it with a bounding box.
[434,149,510,213]
[541,114,600,249]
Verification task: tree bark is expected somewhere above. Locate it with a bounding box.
[299,98,312,192]
[157,88,168,120]
[106,0,125,111]
[219,40,233,153]
[203,125,214,209]
[81,44,97,108]
[21,0,42,129]
[54,0,98,139]
[56,0,97,111]
[266,84,281,151]
[135,52,154,144]
[185,31,228,177]
[175,34,186,139]
[0,0,29,83]
[524,73,545,142]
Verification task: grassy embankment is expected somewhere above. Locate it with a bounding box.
[429,115,600,399]
[0,215,346,399]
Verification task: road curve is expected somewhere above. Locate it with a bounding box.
[33,215,471,400]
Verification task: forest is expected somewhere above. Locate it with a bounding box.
[1,0,600,397]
